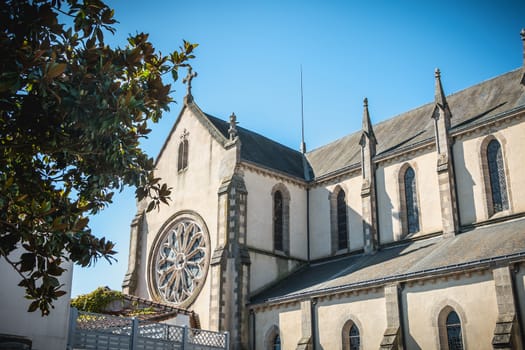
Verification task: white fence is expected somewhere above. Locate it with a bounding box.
[67,308,229,350]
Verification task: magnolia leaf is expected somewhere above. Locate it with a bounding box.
[28,301,40,313]
[146,200,156,212]
[1,0,197,316]
[46,63,67,79]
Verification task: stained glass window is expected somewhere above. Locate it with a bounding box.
[404,167,419,234]
[446,311,463,350]
[349,324,360,350]
[274,191,283,251]
[487,140,508,213]
[272,334,281,350]
[337,190,348,250]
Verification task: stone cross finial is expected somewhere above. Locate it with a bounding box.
[434,68,448,108]
[361,97,376,146]
[228,113,238,140]
[182,67,198,98]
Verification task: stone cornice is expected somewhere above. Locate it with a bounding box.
[247,245,307,263]
[239,161,308,188]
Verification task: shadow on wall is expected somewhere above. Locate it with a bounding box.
[375,165,395,244]
[453,138,476,226]
[401,275,487,350]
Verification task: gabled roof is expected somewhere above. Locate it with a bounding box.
[164,68,524,181]
[251,216,525,305]
[204,113,306,179]
[157,99,307,179]
[306,68,525,178]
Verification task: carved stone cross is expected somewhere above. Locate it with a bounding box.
[182,66,198,97]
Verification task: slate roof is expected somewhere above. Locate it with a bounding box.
[251,216,525,305]
[306,68,525,178]
[194,68,524,181]
[204,113,306,178]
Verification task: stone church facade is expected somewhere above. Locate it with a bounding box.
[122,33,525,349]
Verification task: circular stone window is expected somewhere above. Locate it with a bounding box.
[149,212,210,307]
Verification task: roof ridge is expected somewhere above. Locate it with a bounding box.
[306,68,522,156]
[205,113,304,156]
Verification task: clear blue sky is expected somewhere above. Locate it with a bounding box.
[71,0,525,297]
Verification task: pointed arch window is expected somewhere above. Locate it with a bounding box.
[445,311,464,350]
[177,136,189,172]
[273,190,284,252]
[404,167,419,234]
[437,306,465,350]
[272,334,281,350]
[272,184,290,254]
[342,319,361,350]
[337,190,348,250]
[266,325,281,350]
[330,186,349,253]
[487,139,508,213]
[349,324,360,350]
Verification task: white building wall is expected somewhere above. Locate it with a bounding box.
[317,292,386,350]
[0,250,73,350]
[403,273,498,349]
[376,150,442,244]
[243,169,307,293]
[254,304,301,350]
[454,117,525,225]
[503,119,525,214]
[308,186,331,258]
[243,170,307,258]
[308,173,364,260]
[453,133,483,225]
[375,164,395,243]
[137,107,236,330]
[326,175,364,252]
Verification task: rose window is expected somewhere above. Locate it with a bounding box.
[151,215,209,306]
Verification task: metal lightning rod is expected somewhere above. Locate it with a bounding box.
[300,65,306,154]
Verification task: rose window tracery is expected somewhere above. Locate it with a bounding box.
[150,214,210,306]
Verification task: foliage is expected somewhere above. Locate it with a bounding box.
[127,306,156,317]
[0,0,197,315]
[71,286,123,313]
[71,287,156,317]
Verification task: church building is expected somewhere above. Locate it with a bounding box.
[122,32,525,349]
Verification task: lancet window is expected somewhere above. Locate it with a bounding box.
[404,166,419,234]
[177,131,189,172]
[445,311,464,350]
[272,184,290,254]
[337,190,348,250]
[487,139,509,213]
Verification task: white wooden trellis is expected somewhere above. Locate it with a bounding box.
[67,308,229,350]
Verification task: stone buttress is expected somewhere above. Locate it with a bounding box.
[431,69,459,238]
[210,171,251,349]
[359,98,379,254]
